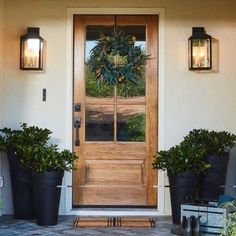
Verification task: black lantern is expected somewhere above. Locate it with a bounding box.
[20,27,43,70]
[188,27,212,70]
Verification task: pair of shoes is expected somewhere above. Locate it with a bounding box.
[170,216,201,236]
[182,216,201,236]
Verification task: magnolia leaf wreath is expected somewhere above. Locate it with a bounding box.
[88,31,150,86]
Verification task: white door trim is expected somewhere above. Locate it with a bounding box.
[64,8,166,215]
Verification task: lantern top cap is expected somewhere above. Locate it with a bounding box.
[189,27,211,40]
[192,27,205,35]
[27,27,40,36]
[21,27,43,40]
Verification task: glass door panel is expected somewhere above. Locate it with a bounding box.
[116,25,146,100]
[85,105,114,141]
[117,105,146,142]
[84,23,147,143]
[85,25,114,99]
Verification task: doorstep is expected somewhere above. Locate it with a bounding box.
[69,208,162,217]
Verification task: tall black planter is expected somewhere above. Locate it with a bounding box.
[199,153,229,201]
[7,152,35,219]
[168,171,199,225]
[33,170,64,226]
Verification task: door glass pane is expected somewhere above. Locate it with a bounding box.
[85,105,114,141]
[117,105,145,142]
[85,26,114,98]
[117,26,146,98]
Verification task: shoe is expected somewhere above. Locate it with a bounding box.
[192,216,201,236]
[180,215,187,233]
[183,216,193,236]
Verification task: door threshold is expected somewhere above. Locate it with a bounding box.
[69,208,161,217]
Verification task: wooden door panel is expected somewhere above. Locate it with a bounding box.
[86,160,144,184]
[73,15,158,207]
[84,143,146,160]
[76,186,147,205]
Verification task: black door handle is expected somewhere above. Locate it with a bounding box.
[74,117,81,146]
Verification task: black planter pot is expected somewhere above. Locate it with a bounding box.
[199,153,229,201]
[168,171,199,225]
[7,152,35,219]
[33,170,64,226]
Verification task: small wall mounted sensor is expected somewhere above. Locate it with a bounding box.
[42,88,46,101]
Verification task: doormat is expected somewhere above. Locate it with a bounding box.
[74,217,156,227]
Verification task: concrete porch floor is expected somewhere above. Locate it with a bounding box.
[0,215,214,236]
[0,215,173,236]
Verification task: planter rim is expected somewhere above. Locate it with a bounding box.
[167,170,200,177]
[32,170,64,178]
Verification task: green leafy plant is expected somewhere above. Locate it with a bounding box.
[153,129,236,175]
[183,129,236,155]
[18,144,77,172]
[221,212,236,236]
[153,142,208,175]
[0,123,77,172]
[127,114,145,141]
[0,123,51,153]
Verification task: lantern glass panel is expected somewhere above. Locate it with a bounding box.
[21,38,43,69]
[192,38,210,69]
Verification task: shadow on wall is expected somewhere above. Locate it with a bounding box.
[226,147,236,197]
[211,37,219,73]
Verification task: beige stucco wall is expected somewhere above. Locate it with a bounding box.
[1,0,236,214]
[0,0,3,120]
[0,0,3,126]
[0,0,4,211]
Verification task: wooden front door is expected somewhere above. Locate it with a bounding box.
[73,15,158,207]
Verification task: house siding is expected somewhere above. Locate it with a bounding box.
[1,0,236,215]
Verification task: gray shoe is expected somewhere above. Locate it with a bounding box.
[183,216,193,236]
[192,216,201,236]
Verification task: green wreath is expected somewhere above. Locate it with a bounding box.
[88,31,150,85]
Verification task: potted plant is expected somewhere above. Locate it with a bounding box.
[153,141,208,224]
[220,200,236,236]
[221,212,236,236]
[18,144,77,226]
[183,129,236,201]
[0,123,51,219]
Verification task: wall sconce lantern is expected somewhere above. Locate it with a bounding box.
[188,27,212,70]
[20,27,43,70]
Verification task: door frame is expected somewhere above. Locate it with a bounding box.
[64,8,166,215]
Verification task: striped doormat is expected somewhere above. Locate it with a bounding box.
[74,217,155,227]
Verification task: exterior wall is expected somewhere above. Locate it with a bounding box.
[1,0,236,214]
[0,0,4,214]
[0,0,4,139]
